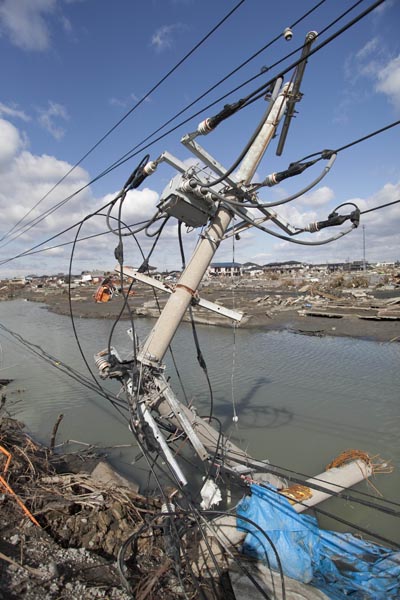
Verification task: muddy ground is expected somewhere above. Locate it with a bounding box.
[6,280,400,343]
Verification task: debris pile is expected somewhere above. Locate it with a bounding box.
[0,415,240,599]
[0,415,208,598]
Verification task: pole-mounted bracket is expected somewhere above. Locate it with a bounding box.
[115,265,244,323]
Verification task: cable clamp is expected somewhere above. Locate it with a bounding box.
[175,283,197,298]
[321,149,335,159]
[200,231,218,245]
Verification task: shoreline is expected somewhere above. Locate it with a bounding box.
[11,286,400,344]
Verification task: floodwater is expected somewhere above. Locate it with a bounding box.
[0,299,399,545]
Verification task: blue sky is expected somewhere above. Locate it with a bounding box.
[0,0,399,276]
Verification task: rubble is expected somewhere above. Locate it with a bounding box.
[1,268,400,339]
[0,413,162,598]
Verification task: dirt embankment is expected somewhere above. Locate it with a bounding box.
[7,280,400,343]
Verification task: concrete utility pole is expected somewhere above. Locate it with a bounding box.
[105,32,374,505]
[138,83,292,367]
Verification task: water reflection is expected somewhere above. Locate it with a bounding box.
[0,300,399,542]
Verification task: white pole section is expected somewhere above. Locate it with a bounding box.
[138,85,291,366]
[290,459,373,513]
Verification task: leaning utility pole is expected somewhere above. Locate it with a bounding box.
[138,82,291,368]
[97,31,371,505]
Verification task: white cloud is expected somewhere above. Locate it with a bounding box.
[355,37,379,61]
[0,119,24,166]
[151,23,185,51]
[267,182,400,264]
[37,101,69,140]
[346,34,400,113]
[0,102,30,122]
[109,92,150,109]
[103,188,160,226]
[0,0,56,51]
[0,116,398,277]
[60,14,72,34]
[298,186,335,207]
[375,55,400,111]
[0,117,166,276]
[273,204,319,230]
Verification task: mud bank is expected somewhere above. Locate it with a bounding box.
[15,283,400,343]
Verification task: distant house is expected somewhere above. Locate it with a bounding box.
[209,262,242,277]
[242,264,263,277]
[263,261,305,274]
[10,277,27,287]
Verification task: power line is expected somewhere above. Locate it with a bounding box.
[335,119,400,154]
[361,198,400,215]
[0,0,362,250]
[0,322,129,416]
[1,122,399,267]
[79,0,379,189]
[96,0,331,182]
[0,2,391,267]
[0,1,247,246]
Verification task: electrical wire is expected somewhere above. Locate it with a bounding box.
[0,323,129,416]
[117,508,285,599]
[221,0,385,115]
[98,0,369,175]
[4,173,399,266]
[222,449,400,520]
[5,313,398,553]
[296,118,400,165]
[224,199,356,245]
[361,198,400,215]
[109,0,329,182]
[0,0,374,253]
[65,156,159,399]
[0,200,160,267]
[335,119,400,154]
[0,0,329,250]
[3,107,394,264]
[67,216,118,396]
[103,0,377,180]
[0,0,247,246]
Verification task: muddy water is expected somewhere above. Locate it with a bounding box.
[0,299,399,544]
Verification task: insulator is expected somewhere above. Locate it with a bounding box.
[307,222,319,233]
[94,350,111,378]
[264,173,279,187]
[143,161,157,175]
[179,179,198,193]
[197,118,213,135]
[306,31,318,43]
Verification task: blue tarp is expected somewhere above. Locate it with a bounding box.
[237,483,400,599]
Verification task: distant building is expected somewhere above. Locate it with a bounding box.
[10,277,27,286]
[209,262,242,277]
[315,261,370,273]
[263,261,305,274]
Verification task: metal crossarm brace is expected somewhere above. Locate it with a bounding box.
[115,265,244,323]
[138,400,188,486]
[181,137,238,187]
[153,374,210,461]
